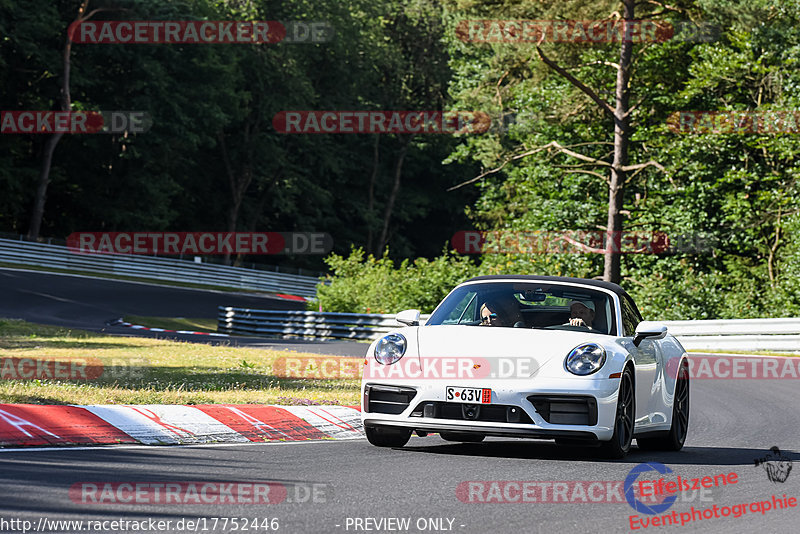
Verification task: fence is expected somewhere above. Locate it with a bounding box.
[217,308,430,340]
[0,238,321,297]
[662,318,800,352]
[217,307,800,351]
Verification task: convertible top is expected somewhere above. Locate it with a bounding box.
[462,275,634,301]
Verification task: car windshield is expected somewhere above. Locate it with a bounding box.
[425,282,616,335]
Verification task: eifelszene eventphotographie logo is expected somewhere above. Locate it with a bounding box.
[754,446,793,483]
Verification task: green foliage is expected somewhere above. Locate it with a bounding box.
[438,0,800,320]
[3,0,800,320]
[314,247,478,313]
[0,0,476,271]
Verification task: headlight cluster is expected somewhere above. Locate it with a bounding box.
[374,333,406,365]
[564,343,606,375]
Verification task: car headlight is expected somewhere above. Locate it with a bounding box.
[565,343,606,375]
[374,333,407,365]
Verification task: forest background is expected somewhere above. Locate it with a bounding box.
[1,0,798,320]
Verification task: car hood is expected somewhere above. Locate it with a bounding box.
[413,325,615,378]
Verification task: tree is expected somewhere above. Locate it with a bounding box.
[27,0,113,239]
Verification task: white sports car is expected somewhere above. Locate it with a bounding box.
[361,275,690,458]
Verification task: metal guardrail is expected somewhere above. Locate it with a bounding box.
[0,238,321,297]
[218,308,430,340]
[662,318,800,336]
[663,319,800,352]
[218,307,800,351]
[672,334,800,352]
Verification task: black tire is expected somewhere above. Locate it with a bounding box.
[637,361,690,451]
[440,432,485,443]
[365,426,412,447]
[599,366,635,459]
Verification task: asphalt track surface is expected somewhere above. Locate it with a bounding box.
[0,377,798,533]
[1,267,799,533]
[0,267,367,356]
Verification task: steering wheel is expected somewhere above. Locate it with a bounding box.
[543,324,592,332]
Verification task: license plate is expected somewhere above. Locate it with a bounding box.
[446,386,492,404]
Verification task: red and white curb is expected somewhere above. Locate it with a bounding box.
[106,318,229,337]
[0,404,362,447]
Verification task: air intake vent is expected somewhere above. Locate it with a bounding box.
[364,384,417,414]
[528,395,597,426]
[410,402,533,424]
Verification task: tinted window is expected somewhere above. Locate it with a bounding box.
[426,282,616,334]
[621,296,642,336]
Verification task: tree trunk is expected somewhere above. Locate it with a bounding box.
[603,0,635,284]
[28,132,64,239]
[234,177,276,267]
[366,135,380,255]
[218,130,254,265]
[377,137,411,254]
[28,0,90,239]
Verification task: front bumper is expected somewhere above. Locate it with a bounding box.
[361,377,621,441]
[363,418,599,441]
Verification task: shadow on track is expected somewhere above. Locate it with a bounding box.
[398,439,800,466]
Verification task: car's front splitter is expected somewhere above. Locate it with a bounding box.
[362,418,600,441]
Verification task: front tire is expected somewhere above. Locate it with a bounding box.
[365,426,412,447]
[600,366,635,459]
[637,361,689,451]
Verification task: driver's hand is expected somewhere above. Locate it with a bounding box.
[568,317,586,326]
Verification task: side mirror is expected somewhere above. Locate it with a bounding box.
[633,321,668,347]
[395,309,421,326]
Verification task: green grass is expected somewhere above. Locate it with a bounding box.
[0,319,359,405]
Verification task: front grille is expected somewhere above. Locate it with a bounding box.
[410,401,533,424]
[364,384,417,414]
[527,395,597,425]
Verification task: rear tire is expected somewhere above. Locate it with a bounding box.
[599,366,635,459]
[365,426,412,447]
[637,361,689,451]
[440,432,485,443]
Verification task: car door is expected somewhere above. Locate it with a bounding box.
[621,296,661,427]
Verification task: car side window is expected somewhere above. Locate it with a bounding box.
[621,296,641,337]
[441,291,477,324]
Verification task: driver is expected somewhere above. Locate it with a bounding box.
[567,301,595,329]
[480,297,523,327]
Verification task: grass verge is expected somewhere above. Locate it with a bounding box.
[0,319,359,405]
